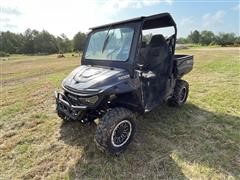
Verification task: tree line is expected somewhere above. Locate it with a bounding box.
[1,29,239,56]
[177,30,240,46]
[0,29,86,55]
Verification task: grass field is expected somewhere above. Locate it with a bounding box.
[0,47,240,179]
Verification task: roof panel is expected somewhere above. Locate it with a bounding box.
[90,12,176,30]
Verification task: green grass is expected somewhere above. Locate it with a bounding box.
[0,48,240,179]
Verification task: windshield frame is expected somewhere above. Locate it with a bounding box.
[83,25,136,63]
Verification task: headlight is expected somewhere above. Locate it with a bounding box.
[80,96,99,105]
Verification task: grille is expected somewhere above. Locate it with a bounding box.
[65,93,81,106]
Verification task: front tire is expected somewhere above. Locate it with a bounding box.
[94,107,136,155]
[168,80,189,107]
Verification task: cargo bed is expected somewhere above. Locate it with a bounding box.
[173,54,193,78]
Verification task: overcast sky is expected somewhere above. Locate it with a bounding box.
[0,0,239,38]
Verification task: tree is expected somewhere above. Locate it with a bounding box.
[0,31,24,53]
[234,36,240,45]
[0,29,73,54]
[188,30,200,44]
[73,32,86,52]
[34,30,58,54]
[56,33,72,53]
[199,31,215,45]
[22,29,38,54]
[215,32,236,46]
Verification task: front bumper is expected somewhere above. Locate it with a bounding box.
[55,91,87,120]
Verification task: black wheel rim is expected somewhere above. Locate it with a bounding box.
[111,120,132,147]
[179,87,187,103]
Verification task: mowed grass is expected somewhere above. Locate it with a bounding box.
[0,48,239,179]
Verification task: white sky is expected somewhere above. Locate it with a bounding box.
[1,1,104,37]
[0,0,174,38]
[0,0,239,38]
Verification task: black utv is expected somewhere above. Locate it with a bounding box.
[55,13,193,155]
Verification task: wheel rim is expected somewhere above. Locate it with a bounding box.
[179,87,187,103]
[111,120,132,147]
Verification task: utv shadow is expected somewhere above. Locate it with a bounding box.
[59,103,240,178]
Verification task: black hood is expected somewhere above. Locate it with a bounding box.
[62,65,129,94]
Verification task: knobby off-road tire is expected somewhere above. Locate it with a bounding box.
[94,107,136,155]
[168,79,189,107]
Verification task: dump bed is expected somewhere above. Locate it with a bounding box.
[173,55,193,78]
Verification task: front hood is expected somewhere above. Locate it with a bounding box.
[62,65,129,93]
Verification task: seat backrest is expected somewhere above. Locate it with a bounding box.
[149,35,166,48]
[141,34,169,72]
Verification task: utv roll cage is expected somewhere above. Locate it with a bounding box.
[82,13,177,77]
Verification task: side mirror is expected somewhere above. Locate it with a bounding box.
[136,64,144,71]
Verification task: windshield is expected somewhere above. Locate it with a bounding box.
[85,27,134,61]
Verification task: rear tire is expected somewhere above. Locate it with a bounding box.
[168,79,189,107]
[94,107,136,155]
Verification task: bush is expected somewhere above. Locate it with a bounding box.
[0,51,10,57]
